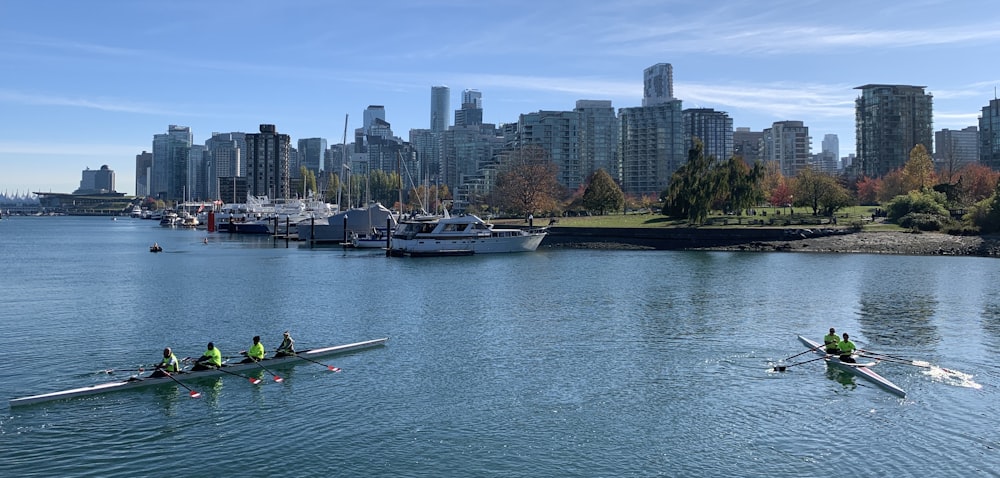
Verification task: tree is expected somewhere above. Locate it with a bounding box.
[855,176,880,205]
[582,168,624,215]
[794,168,853,216]
[902,144,936,191]
[877,169,907,202]
[663,139,720,224]
[718,156,764,216]
[297,166,317,197]
[957,163,1000,204]
[491,145,562,217]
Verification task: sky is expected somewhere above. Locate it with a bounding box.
[2,0,998,196]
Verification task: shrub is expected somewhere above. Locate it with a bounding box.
[898,212,946,231]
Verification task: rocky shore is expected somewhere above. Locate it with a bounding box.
[692,230,1000,257]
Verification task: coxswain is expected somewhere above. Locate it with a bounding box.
[275,331,295,357]
[192,342,222,370]
[241,336,265,363]
[150,347,180,378]
[838,333,857,364]
[823,328,840,354]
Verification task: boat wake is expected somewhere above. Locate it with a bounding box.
[919,363,982,390]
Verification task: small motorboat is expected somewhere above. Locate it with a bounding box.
[149,243,163,253]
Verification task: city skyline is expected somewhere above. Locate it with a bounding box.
[2,0,998,195]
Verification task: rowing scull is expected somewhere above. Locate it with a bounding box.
[797,336,906,398]
[9,338,388,407]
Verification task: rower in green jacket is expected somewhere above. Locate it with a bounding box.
[823,328,840,354]
[838,333,857,363]
[242,336,265,363]
[193,342,222,370]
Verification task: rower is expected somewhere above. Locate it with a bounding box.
[150,347,180,378]
[241,336,265,363]
[275,330,295,357]
[838,333,857,363]
[823,328,840,354]
[192,342,223,370]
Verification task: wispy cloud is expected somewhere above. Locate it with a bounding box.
[0,89,192,116]
[0,141,143,156]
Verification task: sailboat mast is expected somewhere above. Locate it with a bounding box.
[338,114,348,210]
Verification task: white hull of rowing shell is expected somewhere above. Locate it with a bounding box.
[797,335,906,397]
[10,338,388,407]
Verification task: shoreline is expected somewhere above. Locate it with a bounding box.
[545,229,1000,258]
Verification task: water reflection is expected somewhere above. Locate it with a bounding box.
[856,263,940,349]
[825,366,857,392]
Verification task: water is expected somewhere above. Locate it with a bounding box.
[1,216,998,477]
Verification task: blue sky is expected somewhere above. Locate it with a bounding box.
[1,0,997,196]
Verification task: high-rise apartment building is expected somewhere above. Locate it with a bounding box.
[75,165,115,194]
[619,63,685,195]
[733,128,764,164]
[517,110,583,190]
[935,126,979,174]
[151,125,192,201]
[619,101,685,195]
[855,84,933,178]
[298,138,328,175]
[822,134,839,159]
[455,89,484,127]
[642,63,674,106]
[574,100,619,180]
[187,144,207,201]
[245,124,291,199]
[763,121,812,177]
[135,151,152,197]
[431,86,450,133]
[206,132,244,200]
[979,99,1000,170]
[682,108,733,161]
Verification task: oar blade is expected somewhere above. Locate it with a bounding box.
[328,366,341,372]
[189,390,201,398]
[249,377,263,385]
[273,376,284,383]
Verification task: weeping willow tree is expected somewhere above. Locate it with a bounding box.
[662,139,722,224]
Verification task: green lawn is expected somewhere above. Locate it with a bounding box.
[497,205,903,231]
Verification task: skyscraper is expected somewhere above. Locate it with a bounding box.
[935,126,979,175]
[431,86,450,133]
[682,108,733,161]
[135,151,152,197]
[619,100,685,195]
[618,63,685,195]
[642,63,674,106]
[855,84,933,178]
[763,121,811,177]
[151,125,192,201]
[517,110,583,190]
[297,138,328,175]
[574,100,619,180]
[733,128,764,164]
[245,124,291,199]
[455,89,483,127]
[979,98,1000,170]
[822,134,839,159]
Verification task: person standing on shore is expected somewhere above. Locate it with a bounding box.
[838,333,857,363]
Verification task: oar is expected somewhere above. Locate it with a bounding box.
[215,366,264,384]
[773,355,830,372]
[292,353,341,372]
[779,341,829,363]
[859,350,956,373]
[163,372,202,398]
[251,359,284,382]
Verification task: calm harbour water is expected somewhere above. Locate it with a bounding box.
[1,216,998,477]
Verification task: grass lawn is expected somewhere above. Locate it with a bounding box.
[495,205,903,231]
